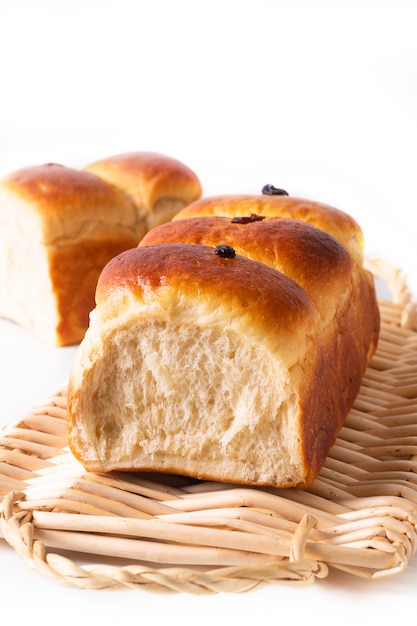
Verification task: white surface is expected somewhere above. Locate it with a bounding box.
[0,0,416,624]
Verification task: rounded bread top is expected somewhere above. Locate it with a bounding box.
[139,215,353,323]
[173,194,364,264]
[85,151,203,212]
[0,163,140,244]
[95,243,317,362]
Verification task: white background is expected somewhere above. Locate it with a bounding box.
[0,1,416,624]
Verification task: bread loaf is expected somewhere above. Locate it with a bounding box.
[67,194,380,488]
[0,154,202,345]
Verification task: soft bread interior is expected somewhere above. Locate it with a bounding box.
[69,312,305,486]
[0,194,58,342]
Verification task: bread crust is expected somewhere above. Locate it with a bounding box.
[95,243,316,344]
[2,163,141,241]
[140,215,353,325]
[173,194,364,264]
[85,152,202,229]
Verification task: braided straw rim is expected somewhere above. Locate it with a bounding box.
[0,258,416,593]
[364,257,417,329]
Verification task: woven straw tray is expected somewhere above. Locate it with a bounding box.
[0,259,416,594]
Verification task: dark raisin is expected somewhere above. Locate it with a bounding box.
[214,244,236,259]
[231,214,265,224]
[261,184,289,196]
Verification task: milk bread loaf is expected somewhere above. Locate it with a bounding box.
[85,152,202,230]
[67,197,379,488]
[0,155,202,345]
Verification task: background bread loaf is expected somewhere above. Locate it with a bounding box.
[0,154,202,345]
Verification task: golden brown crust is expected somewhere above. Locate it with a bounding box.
[49,237,141,345]
[139,215,353,323]
[96,243,316,345]
[141,213,379,346]
[2,163,140,242]
[173,194,364,264]
[297,286,378,485]
[85,152,202,227]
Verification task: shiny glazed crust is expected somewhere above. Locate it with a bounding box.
[2,163,141,242]
[94,243,315,338]
[140,215,353,325]
[173,194,365,264]
[85,152,202,229]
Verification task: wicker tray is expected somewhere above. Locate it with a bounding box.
[1,259,416,594]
